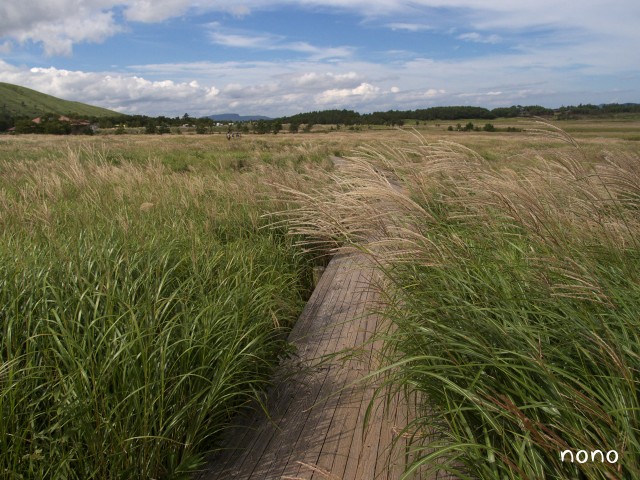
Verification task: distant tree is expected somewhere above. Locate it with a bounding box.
[272,122,283,134]
[14,119,35,134]
[491,106,520,118]
[254,120,270,134]
[0,113,13,132]
[483,123,496,132]
[289,122,300,133]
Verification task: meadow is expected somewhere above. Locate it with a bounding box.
[283,121,640,479]
[0,134,336,479]
[1,121,639,479]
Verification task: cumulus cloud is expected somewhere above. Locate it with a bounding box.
[0,52,634,117]
[287,71,361,89]
[0,59,370,116]
[1,2,121,56]
[316,82,381,105]
[0,61,220,114]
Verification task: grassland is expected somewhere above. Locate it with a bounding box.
[0,134,337,479]
[1,121,639,479]
[0,82,119,119]
[282,121,640,479]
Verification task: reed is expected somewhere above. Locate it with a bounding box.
[283,126,640,479]
[0,141,321,479]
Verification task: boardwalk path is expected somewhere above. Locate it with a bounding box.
[199,158,423,480]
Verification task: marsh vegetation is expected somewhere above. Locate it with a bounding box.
[283,123,640,479]
[0,135,334,478]
[1,123,638,479]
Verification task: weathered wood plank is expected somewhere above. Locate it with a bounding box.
[198,157,451,480]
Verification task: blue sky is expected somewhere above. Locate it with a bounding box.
[1,1,638,117]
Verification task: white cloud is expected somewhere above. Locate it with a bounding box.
[123,0,193,22]
[0,61,221,115]
[287,71,361,89]
[207,26,354,60]
[209,31,277,49]
[387,23,431,32]
[316,82,381,105]
[0,2,122,56]
[424,88,445,97]
[0,52,636,117]
[457,32,501,44]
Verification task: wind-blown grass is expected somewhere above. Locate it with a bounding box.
[0,142,320,479]
[283,126,640,479]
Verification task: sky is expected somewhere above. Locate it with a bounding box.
[0,1,639,117]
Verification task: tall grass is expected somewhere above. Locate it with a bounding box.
[283,127,640,479]
[0,141,320,479]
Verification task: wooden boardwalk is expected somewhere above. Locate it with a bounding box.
[198,251,425,480]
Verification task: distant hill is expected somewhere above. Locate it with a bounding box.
[206,113,272,122]
[0,82,121,119]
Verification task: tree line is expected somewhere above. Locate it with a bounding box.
[275,103,640,126]
[3,103,639,135]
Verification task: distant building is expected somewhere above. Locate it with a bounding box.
[30,115,96,134]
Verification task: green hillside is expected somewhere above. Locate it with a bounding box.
[0,82,120,119]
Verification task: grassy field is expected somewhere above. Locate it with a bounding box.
[1,121,639,479]
[0,134,336,479]
[283,121,640,479]
[0,82,119,119]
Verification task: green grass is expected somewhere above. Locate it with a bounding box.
[384,219,639,479]
[0,140,322,479]
[0,82,119,119]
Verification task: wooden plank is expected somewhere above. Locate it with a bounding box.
[260,260,361,479]
[291,260,374,479]
[197,157,454,480]
[200,255,344,479]
[275,256,369,479]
